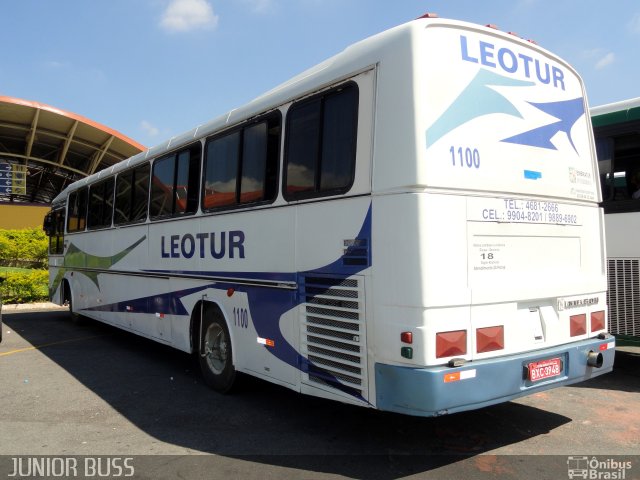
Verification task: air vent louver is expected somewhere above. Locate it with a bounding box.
[301,275,367,398]
[607,259,640,338]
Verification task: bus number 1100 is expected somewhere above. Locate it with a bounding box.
[233,307,249,329]
[450,146,480,169]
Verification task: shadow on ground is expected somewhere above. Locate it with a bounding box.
[3,310,579,479]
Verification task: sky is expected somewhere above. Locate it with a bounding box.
[1,0,639,149]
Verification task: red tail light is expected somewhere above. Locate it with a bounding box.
[400,332,413,344]
[570,314,587,337]
[591,311,605,332]
[476,326,504,353]
[436,330,467,358]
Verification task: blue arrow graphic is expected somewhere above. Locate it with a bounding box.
[426,69,535,148]
[501,97,585,154]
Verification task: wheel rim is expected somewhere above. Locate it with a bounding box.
[204,323,228,375]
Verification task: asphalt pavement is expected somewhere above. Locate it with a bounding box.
[0,306,638,479]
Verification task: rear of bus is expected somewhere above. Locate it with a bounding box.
[372,18,614,416]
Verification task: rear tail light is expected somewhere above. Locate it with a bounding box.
[476,326,504,353]
[400,332,414,359]
[570,314,587,337]
[400,331,413,344]
[436,330,467,358]
[591,311,605,332]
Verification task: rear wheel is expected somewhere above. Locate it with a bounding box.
[198,310,236,393]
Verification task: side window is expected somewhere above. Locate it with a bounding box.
[284,101,319,196]
[115,163,150,225]
[150,155,174,218]
[66,192,78,232]
[87,177,114,230]
[321,89,359,190]
[597,132,640,213]
[115,169,133,224]
[203,113,280,211]
[597,137,614,202]
[241,123,268,202]
[150,144,201,219]
[176,149,201,215]
[203,132,240,209]
[67,187,88,233]
[284,83,358,200]
[45,208,66,255]
[132,164,151,222]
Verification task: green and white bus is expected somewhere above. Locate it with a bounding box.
[592,97,640,346]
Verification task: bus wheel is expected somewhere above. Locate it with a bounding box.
[65,281,83,324]
[198,311,236,393]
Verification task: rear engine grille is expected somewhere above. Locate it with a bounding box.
[301,275,366,398]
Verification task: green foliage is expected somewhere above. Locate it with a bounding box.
[0,227,48,267]
[0,270,49,304]
[0,266,31,274]
[0,228,49,304]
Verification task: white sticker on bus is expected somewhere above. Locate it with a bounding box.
[470,198,581,225]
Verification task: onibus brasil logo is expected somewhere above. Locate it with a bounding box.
[567,456,632,479]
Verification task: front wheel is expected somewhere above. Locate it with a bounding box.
[198,312,236,393]
[64,281,83,324]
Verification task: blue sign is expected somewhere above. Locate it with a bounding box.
[0,163,26,195]
[0,163,10,195]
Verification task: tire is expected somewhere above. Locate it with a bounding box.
[65,281,83,325]
[198,309,236,393]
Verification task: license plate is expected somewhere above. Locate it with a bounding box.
[528,357,562,382]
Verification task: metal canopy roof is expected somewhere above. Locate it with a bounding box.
[0,95,145,205]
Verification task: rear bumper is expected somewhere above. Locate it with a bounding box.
[375,335,615,416]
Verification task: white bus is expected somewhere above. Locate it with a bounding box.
[591,97,640,346]
[44,14,614,416]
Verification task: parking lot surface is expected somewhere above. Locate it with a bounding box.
[0,307,638,479]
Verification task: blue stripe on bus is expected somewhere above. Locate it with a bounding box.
[142,207,373,281]
[84,204,373,401]
[140,269,298,284]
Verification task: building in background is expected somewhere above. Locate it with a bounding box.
[0,96,144,229]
